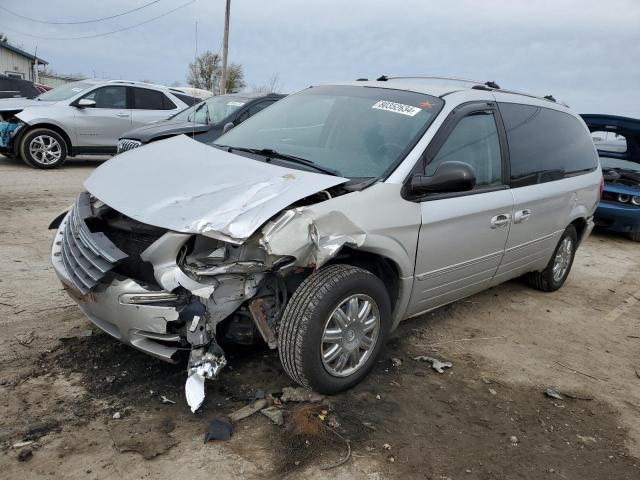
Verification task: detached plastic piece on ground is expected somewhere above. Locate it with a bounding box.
[204,417,234,442]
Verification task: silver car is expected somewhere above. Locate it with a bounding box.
[49,77,601,411]
[0,80,196,168]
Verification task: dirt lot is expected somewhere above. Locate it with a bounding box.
[0,154,639,480]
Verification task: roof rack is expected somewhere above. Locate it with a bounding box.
[374,74,561,105]
[376,74,500,89]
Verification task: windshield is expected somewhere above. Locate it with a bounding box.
[172,95,248,124]
[215,85,444,178]
[36,81,94,101]
[600,156,640,173]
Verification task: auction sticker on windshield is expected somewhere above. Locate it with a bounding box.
[372,100,421,117]
[227,101,245,107]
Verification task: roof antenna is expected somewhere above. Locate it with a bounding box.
[376,75,388,81]
[485,81,500,89]
[544,94,556,102]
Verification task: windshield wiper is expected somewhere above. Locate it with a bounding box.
[214,145,341,176]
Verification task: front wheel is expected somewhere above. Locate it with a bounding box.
[20,128,68,169]
[278,264,391,394]
[526,225,578,292]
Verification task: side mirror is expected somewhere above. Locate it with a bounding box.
[75,98,96,108]
[409,161,476,195]
[222,122,235,134]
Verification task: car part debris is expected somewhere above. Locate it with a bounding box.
[260,406,284,426]
[204,417,234,442]
[228,398,269,422]
[413,355,453,373]
[160,395,176,404]
[544,388,564,400]
[185,316,228,413]
[112,412,121,419]
[544,388,593,401]
[12,440,34,449]
[280,386,324,403]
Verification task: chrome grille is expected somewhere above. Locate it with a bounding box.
[117,139,142,154]
[60,192,128,294]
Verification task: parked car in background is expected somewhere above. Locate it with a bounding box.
[50,77,600,409]
[0,74,40,99]
[582,114,640,241]
[0,80,200,168]
[34,83,53,94]
[116,92,285,153]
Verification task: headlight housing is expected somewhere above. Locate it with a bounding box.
[632,196,640,206]
[618,194,630,203]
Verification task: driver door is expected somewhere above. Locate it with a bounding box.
[73,85,131,149]
[406,102,514,316]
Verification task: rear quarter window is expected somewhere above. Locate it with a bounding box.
[499,103,598,187]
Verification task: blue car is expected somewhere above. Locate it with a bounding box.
[581,114,640,241]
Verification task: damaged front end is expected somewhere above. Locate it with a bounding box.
[51,143,367,411]
[0,111,25,153]
[52,192,293,411]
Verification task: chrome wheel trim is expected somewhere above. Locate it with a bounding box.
[29,135,62,165]
[320,294,380,378]
[552,237,573,282]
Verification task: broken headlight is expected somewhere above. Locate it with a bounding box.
[180,235,267,279]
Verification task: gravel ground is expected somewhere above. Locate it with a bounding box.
[0,153,639,479]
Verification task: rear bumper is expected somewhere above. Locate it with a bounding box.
[594,201,640,234]
[51,218,183,362]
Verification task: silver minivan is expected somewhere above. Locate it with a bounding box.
[50,77,601,411]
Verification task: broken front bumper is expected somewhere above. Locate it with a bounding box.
[51,213,183,362]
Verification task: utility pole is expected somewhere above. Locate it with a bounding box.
[220,0,231,95]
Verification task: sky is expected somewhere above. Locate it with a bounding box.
[1,0,639,116]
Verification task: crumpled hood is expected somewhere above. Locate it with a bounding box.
[85,135,348,242]
[0,98,52,112]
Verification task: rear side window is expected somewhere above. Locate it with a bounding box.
[499,103,598,187]
[173,93,200,106]
[132,88,176,110]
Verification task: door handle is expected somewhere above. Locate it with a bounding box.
[490,213,511,229]
[514,209,532,224]
[115,112,130,117]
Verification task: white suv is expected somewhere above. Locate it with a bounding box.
[0,80,197,168]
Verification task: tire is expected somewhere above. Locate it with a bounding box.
[526,225,578,292]
[630,232,640,242]
[278,264,391,394]
[20,128,68,169]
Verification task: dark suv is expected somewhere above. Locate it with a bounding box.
[117,92,285,153]
[0,74,40,99]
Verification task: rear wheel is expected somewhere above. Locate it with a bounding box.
[20,128,68,169]
[526,225,578,292]
[278,264,390,394]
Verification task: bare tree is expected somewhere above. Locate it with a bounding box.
[187,51,221,92]
[187,50,245,95]
[252,73,284,94]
